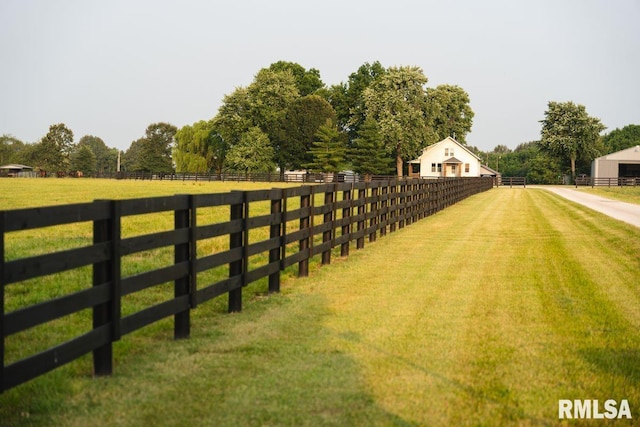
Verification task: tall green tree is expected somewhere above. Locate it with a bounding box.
[141,122,177,173]
[71,144,97,174]
[428,84,474,143]
[363,66,433,176]
[0,134,25,164]
[213,87,253,148]
[330,61,386,142]
[601,124,640,153]
[122,138,144,172]
[539,101,606,182]
[174,120,226,174]
[38,123,74,172]
[225,126,275,174]
[304,119,347,178]
[273,94,337,171]
[267,61,324,96]
[350,117,395,179]
[77,135,117,173]
[213,68,299,166]
[123,123,177,173]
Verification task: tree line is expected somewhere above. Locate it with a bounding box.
[1,60,638,182]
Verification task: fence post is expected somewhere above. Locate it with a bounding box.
[174,195,191,339]
[269,189,282,293]
[341,185,352,257]
[357,185,366,249]
[92,200,121,377]
[228,192,244,313]
[380,184,388,237]
[298,187,311,277]
[369,185,378,243]
[399,181,406,229]
[0,212,4,392]
[322,187,334,265]
[389,181,397,233]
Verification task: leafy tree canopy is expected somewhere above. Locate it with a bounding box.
[331,61,386,141]
[273,94,337,171]
[77,135,117,173]
[267,61,324,96]
[36,123,74,171]
[363,66,434,176]
[71,144,97,174]
[601,124,640,154]
[174,120,226,174]
[539,101,606,181]
[0,134,25,165]
[428,84,474,144]
[225,126,275,173]
[123,123,176,173]
[213,68,299,156]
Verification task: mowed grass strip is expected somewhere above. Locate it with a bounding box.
[579,186,640,205]
[2,185,639,426]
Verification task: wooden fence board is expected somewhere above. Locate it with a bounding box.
[196,276,243,305]
[4,243,110,284]
[121,229,189,256]
[3,325,111,390]
[4,283,111,336]
[120,295,190,336]
[121,262,189,296]
[3,202,110,232]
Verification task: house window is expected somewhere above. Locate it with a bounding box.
[465,163,470,173]
[431,163,436,173]
[444,148,449,156]
[450,149,454,156]
[451,164,457,174]
[437,163,442,173]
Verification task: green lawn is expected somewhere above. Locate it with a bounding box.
[579,186,640,205]
[1,181,639,426]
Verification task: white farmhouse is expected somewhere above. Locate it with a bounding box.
[409,137,483,178]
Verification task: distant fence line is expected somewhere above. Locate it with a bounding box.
[100,171,365,183]
[496,177,527,188]
[574,177,640,187]
[1,177,493,393]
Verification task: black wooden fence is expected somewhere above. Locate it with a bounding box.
[574,177,640,187]
[1,177,493,393]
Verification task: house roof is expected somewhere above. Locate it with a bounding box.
[594,145,640,161]
[410,137,482,163]
[443,157,463,164]
[0,163,33,170]
[480,164,501,176]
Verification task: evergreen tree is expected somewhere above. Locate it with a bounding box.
[305,119,347,179]
[350,117,394,179]
[71,144,97,175]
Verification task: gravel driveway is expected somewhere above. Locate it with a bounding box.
[535,186,640,228]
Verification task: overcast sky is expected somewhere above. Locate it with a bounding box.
[1,0,638,152]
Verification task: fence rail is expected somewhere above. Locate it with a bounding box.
[574,177,640,187]
[93,171,361,183]
[497,177,527,188]
[1,177,493,393]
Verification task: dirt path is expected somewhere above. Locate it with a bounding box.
[533,186,640,228]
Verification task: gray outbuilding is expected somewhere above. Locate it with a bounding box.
[591,145,640,180]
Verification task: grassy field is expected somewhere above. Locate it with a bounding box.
[1,180,640,426]
[579,186,640,205]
